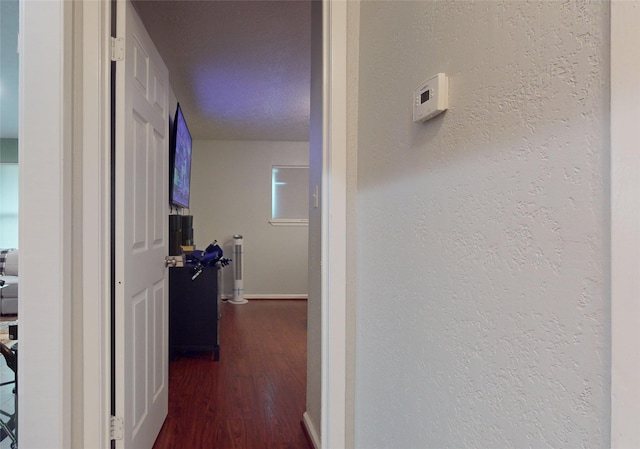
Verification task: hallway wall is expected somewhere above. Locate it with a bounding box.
[354,2,609,447]
[190,139,309,297]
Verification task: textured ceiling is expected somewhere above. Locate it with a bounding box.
[133,0,311,142]
[0,1,309,142]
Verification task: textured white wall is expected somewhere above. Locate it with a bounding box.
[190,140,309,297]
[355,1,609,447]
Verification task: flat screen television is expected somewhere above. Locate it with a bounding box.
[169,103,192,209]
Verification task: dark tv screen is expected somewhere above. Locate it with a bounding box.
[170,103,192,209]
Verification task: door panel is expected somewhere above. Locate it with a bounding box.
[114,1,169,447]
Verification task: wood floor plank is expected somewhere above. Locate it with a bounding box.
[153,300,310,449]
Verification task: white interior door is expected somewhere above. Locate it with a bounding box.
[114,0,170,447]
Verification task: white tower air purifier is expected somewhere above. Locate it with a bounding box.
[230,234,248,304]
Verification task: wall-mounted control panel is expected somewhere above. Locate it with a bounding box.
[413,73,448,122]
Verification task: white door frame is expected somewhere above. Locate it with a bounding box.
[78,1,113,447]
[17,1,348,448]
[320,1,348,448]
[611,1,640,447]
[18,2,74,448]
[20,1,113,447]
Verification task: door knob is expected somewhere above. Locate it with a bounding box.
[165,256,177,268]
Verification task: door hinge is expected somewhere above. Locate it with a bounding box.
[110,37,124,62]
[110,415,124,440]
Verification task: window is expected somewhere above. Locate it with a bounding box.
[271,165,309,225]
[0,163,19,248]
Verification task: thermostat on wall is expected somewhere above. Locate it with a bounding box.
[413,73,448,122]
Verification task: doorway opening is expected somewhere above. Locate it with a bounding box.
[120,1,316,447]
[18,1,348,447]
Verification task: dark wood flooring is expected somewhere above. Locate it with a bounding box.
[153,300,310,449]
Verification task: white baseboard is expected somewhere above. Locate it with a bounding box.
[220,294,308,300]
[246,294,308,299]
[302,411,320,449]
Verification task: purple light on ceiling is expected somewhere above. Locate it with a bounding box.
[191,64,309,123]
